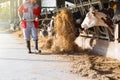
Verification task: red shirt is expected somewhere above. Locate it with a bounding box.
[18,1,41,28]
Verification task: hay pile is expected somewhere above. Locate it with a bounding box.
[14,8,81,53]
[13,30,23,38]
[51,8,79,52]
[71,52,120,80]
[39,36,54,50]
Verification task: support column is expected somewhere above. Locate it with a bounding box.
[14,0,18,20]
[18,0,22,6]
[114,24,119,43]
[10,0,14,23]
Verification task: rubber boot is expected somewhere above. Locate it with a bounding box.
[34,40,41,53]
[26,41,31,53]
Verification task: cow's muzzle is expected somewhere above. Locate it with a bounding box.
[82,24,88,30]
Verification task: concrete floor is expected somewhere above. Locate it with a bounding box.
[0,30,89,80]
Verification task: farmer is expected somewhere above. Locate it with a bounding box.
[18,0,41,53]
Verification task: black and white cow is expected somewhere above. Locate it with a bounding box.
[81,7,114,40]
[39,16,55,37]
[72,9,86,37]
[81,11,113,29]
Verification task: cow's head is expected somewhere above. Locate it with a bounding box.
[81,12,98,30]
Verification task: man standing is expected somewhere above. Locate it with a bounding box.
[18,0,41,53]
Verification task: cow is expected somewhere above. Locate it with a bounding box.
[47,16,55,36]
[72,8,87,37]
[81,7,114,40]
[39,16,55,37]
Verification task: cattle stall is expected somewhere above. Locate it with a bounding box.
[63,0,120,60]
[1,0,120,60]
[26,0,120,60]
[75,24,120,60]
[38,0,120,60]
[74,0,120,60]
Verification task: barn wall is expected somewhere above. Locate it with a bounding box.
[41,0,56,7]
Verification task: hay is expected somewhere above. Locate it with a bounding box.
[13,30,23,38]
[13,8,82,53]
[51,8,80,53]
[40,37,54,49]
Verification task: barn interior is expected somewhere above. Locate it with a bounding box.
[0,0,119,54]
[0,0,112,23]
[0,0,120,80]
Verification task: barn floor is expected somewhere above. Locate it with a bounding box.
[69,51,120,80]
[14,30,120,80]
[0,29,91,80]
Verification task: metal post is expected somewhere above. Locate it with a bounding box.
[18,0,22,6]
[98,1,102,10]
[114,24,119,43]
[15,0,18,19]
[88,0,91,6]
[10,0,14,23]
[80,0,84,15]
[114,24,119,59]
[74,0,77,6]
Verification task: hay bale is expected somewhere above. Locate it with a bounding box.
[52,8,79,52]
